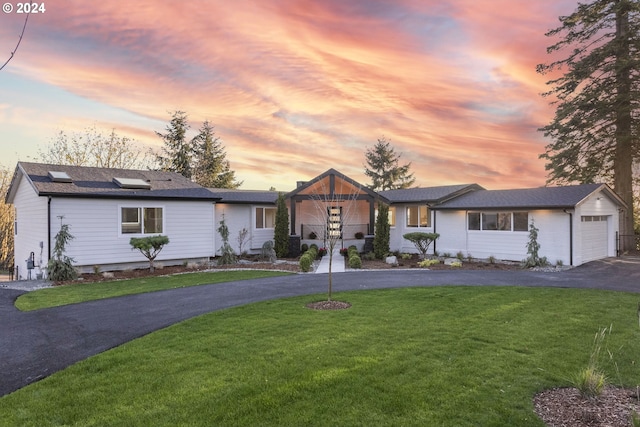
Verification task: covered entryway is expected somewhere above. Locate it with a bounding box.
[580,215,609,263]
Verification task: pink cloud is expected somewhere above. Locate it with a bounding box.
[0,0,583,190]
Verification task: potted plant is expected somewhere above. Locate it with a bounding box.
[309,231,317,239]
[355,232,364,239]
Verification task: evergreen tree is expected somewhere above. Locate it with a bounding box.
[192,120,243,188]
[156,111,194,179]
[373,203,391,259]
[274,192,289,257]
[364,137,415,191]
[537,0,640,249]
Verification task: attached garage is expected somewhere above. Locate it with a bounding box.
[580,215,609,263]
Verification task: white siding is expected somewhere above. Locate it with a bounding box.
[214,203,270,254]
[435,210,572,265]
[49,198,215,268]
[12,175,48,279]
[389,205,437,254]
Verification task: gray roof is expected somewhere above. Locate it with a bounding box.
[379,184,483,204]
[434,183,617,210]
[208,189,279,204]
[7,162,220,202]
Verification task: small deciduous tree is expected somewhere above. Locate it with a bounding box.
[47,217,77,281]
[236,227,249,257]
[274,192,289,257]
[129,235,170,272]
[308,179,360,301]
[403,232,439,259]
[373,203,390,259]
[364,137,415,191]
[0,165,14,270]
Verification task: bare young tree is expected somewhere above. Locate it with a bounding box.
[0,165,15,270]
[307,179,361,301]
[36,126,156,169]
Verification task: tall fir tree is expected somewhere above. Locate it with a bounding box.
[192,120,243,189]
[537,0,640,249]
[364,137,415,191]
[156,111,194,179]
[274,192,289,257]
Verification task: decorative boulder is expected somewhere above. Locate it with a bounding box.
[444,258,462,266]
[385,255,398,265]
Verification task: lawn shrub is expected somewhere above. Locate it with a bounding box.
[299,254,313,272]
[301,243,309,253]
[348,254,362,268]
[363,251,376,261]
[418,259,440,268]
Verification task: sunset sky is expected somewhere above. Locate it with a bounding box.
[0,0,580,191]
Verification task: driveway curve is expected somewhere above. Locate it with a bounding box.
[1,257,639,397]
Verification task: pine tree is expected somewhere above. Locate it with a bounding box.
[364,137,415,191]
[373,203,390,259]
[537,0,640,249]
[274,193,289,257]
[192,120,243,188]
[156,111,194,179]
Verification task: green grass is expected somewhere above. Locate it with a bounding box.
[15,270,291,311]
[3,286,640,426]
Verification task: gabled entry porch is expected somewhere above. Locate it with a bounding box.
[286,169,388,253]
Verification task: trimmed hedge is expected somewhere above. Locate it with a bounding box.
[299,254,313,272]
[348,254,362,269]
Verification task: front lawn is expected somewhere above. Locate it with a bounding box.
[2,286,640,426]
[15,270,291,311]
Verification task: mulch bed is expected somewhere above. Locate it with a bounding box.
[534,386,640,426]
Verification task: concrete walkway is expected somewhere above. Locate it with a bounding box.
[315,248,345,273]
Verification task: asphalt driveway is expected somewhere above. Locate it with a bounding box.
[1,257,639,397]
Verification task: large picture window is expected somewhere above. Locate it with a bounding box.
[407,205,430,228]
[121,207,163,234]
[255,207,276,229]
[468,211,528,232]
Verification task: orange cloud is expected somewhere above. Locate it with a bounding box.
[0,0,582,191]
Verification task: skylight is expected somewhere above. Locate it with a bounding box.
[113,177,151,189]
[48,171,72,183]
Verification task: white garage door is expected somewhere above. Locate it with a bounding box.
[581,215,608,263]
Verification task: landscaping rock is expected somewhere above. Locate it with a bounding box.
[444,258,461,266]
[385,256,398,265]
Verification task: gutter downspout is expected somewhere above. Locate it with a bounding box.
[563,209,573,266]
[47,197,52,261]
[432,207,437,254]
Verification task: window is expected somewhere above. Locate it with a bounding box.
[581,215,607,222]
[388,207,396,227]
[468,212,528,232]
[256,207,276,229]
[513,212,529,231]
[121,207,163,234]
[407,206,430,227]
[468,212,480,230]
[327,206,342,238]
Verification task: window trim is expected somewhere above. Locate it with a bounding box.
[255,206,277,230]
[467,211,529,232]
[120,206,164,236]
[406,205,431,228]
